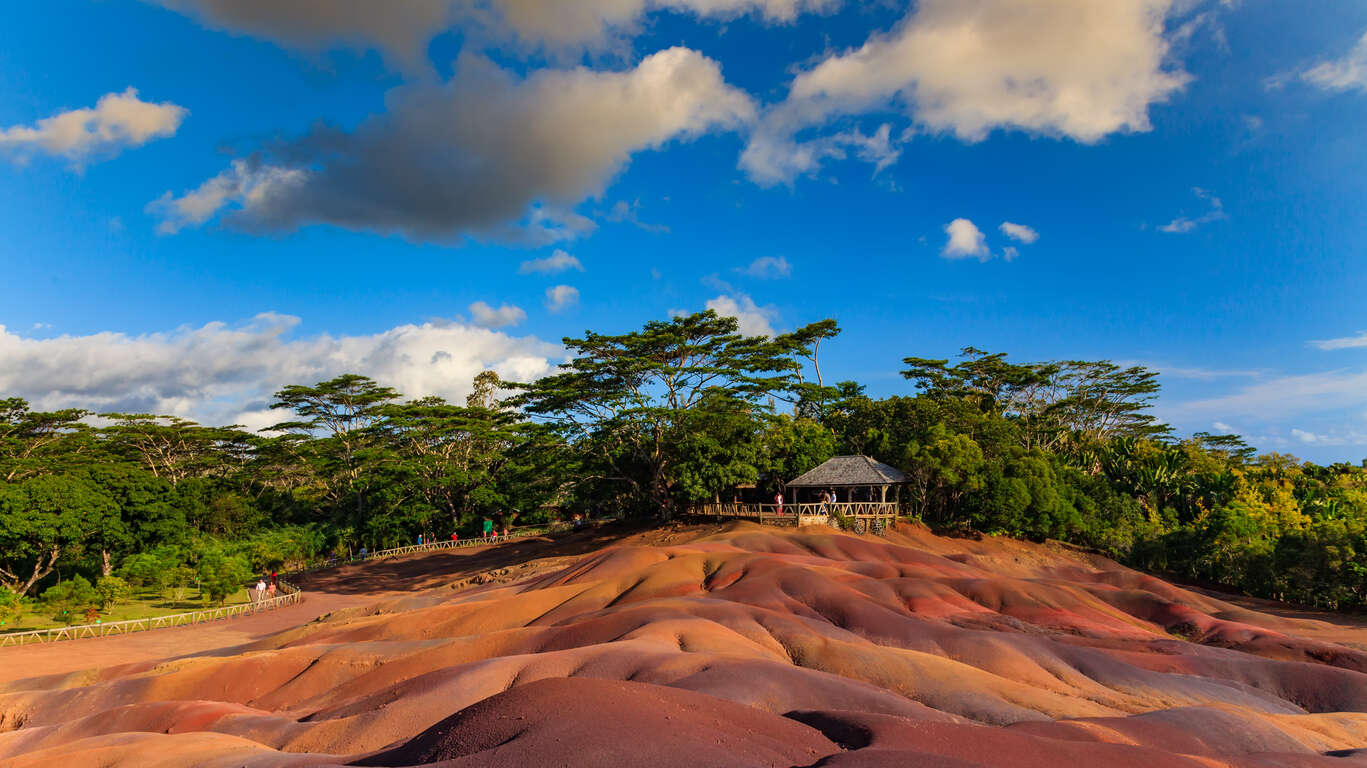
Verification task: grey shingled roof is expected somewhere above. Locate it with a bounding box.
[786,455,909,487]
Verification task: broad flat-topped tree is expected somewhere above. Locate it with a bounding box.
[513,310,837,515]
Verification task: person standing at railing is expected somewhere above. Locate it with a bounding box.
[775,491,784,516]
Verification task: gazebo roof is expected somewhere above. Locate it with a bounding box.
[786,455,909,487]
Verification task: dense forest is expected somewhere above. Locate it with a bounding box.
[3,311,1366,619]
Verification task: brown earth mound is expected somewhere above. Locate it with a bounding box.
[2,521,1366,767]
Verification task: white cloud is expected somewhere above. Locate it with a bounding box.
[705,293,778,336]
[742,0,1191,183]
[603,198,669,233]
[0,88,186,167]
[467,301,526,328]
[150,48,754,243]
[738,256,792,279]
[0,314,561,433]
[153,0,837,68]
[519,249,584,274]
[1212,421,1234,434]
[1310,331,1367,351]
[482,0,836,48]
[999,221,1039,244]
[1291,428,1367,447]
[544,284,580,312]
[1174,368,1367,420]
[740,122,900,186]
[942,218,990,261]
[1159,187,1226,234]
[1300,31,1367,94]
[148,160,308,234]
[151,0,455,71]
[1292,428,1319,444]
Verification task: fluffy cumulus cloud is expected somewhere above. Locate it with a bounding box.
[149,48,753,243]
[481,0,836,48]
[942,218,990,260]
[544,285,580,312]
[151,0,455,71]
[467,301,526,328]
[519,249,584,274]
[743,0,1190,183]
[153,0,836,62]
[1300,31,1367,94]
[0,314,561,433]
[0,88,186,167]
[705,293,778,336]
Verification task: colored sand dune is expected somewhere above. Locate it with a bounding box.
[2,523,1366,767]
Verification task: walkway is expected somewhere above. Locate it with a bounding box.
[0,526,623,688]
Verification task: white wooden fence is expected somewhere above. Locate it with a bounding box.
[0,522,572,647]
[0,578,302,647]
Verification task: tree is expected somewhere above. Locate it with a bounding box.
[0,473,115,596]
[0,398,90,482]
[270,374,399,524]
[42,575,98,625]
[515,311,826,515]
[196,549,252,605]
[95,575,132,609]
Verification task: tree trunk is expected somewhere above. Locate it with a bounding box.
[102,549,114,578]
[12,546,61,597]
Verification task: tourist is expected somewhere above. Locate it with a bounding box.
[483,517,494,541]
[502,525,509,540]
[267,580,277,599]
[270,570,277,587]
[418,534,424,546]
[359,546,367,558]
[255,578,267,602]
[774,491,784,516]
[451,531,458,543]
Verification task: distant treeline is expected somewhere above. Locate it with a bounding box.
[2,310,1365,612]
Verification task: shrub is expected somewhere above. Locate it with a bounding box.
[95,575,132,609]
[42,575,98,625]
[0,586,24,629]
[196,549,252,606]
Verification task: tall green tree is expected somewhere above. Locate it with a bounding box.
[515,311,829,514]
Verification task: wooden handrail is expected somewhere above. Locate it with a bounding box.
[0,578,302,647]
[690,502,900,519]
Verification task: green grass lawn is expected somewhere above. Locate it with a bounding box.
[0,588,253,633]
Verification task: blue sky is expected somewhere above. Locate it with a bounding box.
[1,0,1366,462]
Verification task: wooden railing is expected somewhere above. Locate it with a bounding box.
[0,522,581,647]
[289,522,571,574]
[691,502,900,520]
[0,577,302,648]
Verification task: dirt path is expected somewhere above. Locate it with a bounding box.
[0,526,638,688]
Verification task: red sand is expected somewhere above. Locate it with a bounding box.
[2,522,1366,767]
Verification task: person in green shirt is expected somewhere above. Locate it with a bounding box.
[482,517,494,541]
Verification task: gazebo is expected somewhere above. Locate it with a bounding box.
[785,455,908,532]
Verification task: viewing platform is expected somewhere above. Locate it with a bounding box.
[690,501,900,533]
